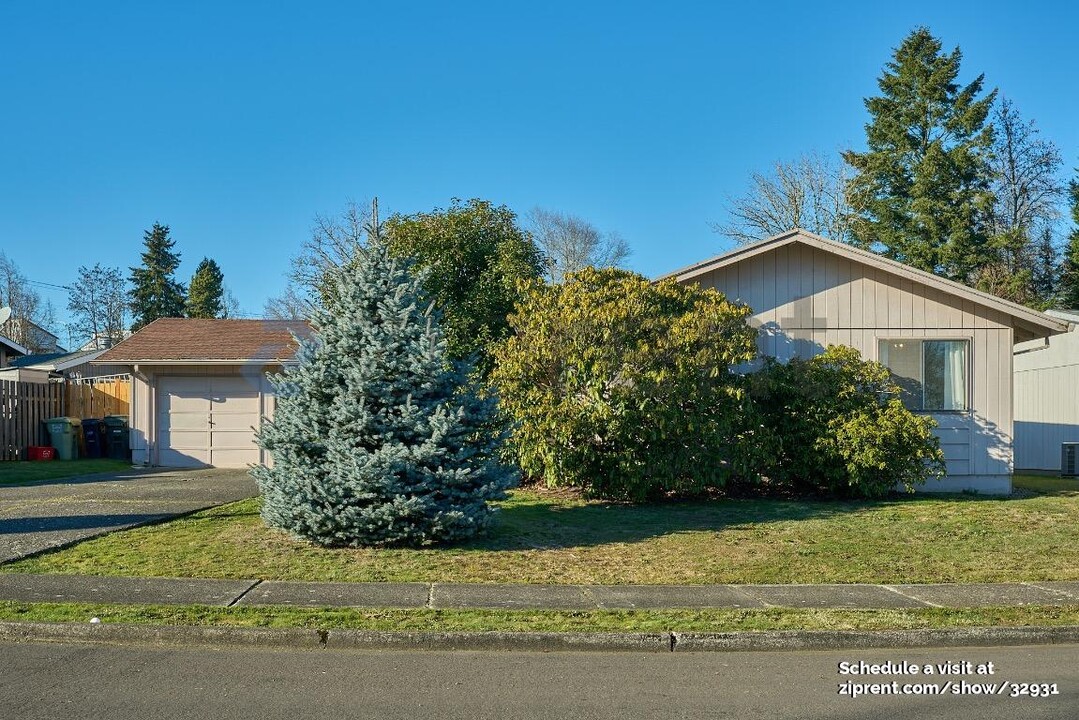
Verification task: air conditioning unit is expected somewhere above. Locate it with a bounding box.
[1063,443,1079,477]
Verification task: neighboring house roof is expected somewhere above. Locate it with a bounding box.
[658,229,1069,342]
[94,318,312,365]
[1046,309,1079,327]
[10,348,109,372]
[78,330,133,351]
[0,333,30,357]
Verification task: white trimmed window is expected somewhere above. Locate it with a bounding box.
[877,339,969,412]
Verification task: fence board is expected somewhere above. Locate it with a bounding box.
[64,377,131,419]
[0,380,64,461]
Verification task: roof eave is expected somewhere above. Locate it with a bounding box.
[0,335,31,356]
[90,358,294,366]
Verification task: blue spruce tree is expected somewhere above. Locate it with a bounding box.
[252,224,517,546]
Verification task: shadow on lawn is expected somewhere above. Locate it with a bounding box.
[469,478,1076,551]
[468,495,896,551]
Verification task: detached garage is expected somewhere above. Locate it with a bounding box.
[93,318,310,468]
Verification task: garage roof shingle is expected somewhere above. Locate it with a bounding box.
[94,318,311,364]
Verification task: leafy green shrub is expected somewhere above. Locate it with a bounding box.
[384,199,545,376]
[491,267,757,501]
[743,346,945,497]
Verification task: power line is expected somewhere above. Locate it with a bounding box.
[25,279,72,291]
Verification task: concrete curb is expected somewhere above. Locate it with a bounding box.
[672,625,1079,651]
[0,620,324,650]
[2,620,1078,653]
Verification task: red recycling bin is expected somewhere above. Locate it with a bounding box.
[27,446,56,461]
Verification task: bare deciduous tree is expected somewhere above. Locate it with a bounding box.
[263,285,311,321]
[0,251,58,351]
[263,201,372,319]
[222,288,242,319]
[990,98,1064,236]
[67,264,127,348]
[713,153,853,245]
[974,99,1066,307]
[527,207,630,283]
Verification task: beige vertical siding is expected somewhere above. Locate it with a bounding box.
[685,243,1015,492]
[1014,327,1079,470]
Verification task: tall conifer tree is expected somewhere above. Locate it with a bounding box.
[1059,179,1079,310]
[186,257,226,318]
[253,216,516,547]
[129,222,186,330]
[844,28,996,281]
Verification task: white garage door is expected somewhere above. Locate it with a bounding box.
[157,376,262,468]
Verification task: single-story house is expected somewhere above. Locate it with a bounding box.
[659,229,1069,494]
[93,318,310,468]
[1013,309,1079,473]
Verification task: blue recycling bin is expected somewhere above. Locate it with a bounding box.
[81,418,106,459]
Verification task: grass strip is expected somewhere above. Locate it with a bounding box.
[1,602,1077,633]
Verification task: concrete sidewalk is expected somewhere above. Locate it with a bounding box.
[1,573,1077,610]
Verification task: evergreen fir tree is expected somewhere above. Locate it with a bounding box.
[252,224,517,547]
[843,28,996,281]
[1031,226,1059,308]
[186,257,226,318]
[1059,179,1079,310]
[129,222,187,330]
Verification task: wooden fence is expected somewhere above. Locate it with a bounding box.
[0,380,63,461]
[64,376,131,419]
[0,376,131,461]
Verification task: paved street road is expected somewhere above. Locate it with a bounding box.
[2,640,1075,719]
[0,468,256,562]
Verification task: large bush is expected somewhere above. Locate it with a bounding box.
[491,268,757,501]
[252,234,517,547]
[742,346,945,497]
[384,199,546,376]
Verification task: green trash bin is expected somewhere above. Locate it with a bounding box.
[103,415,130,461]
[44,417,82,460]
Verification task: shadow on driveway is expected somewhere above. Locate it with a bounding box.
[0,467,257,564]
[0,513,171,535]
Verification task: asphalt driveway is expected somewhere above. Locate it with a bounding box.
[0,468,257,564]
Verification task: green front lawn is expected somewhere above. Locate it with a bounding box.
[0,459,133,485]
[7,476,1078,585]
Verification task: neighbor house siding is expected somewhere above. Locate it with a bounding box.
[687,244,1015,493]
[1014,326,1079,471]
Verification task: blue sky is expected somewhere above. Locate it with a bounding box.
[2,1,1076,339]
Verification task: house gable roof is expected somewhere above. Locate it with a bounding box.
[657,229,1068,342]
[94,318,312,365]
